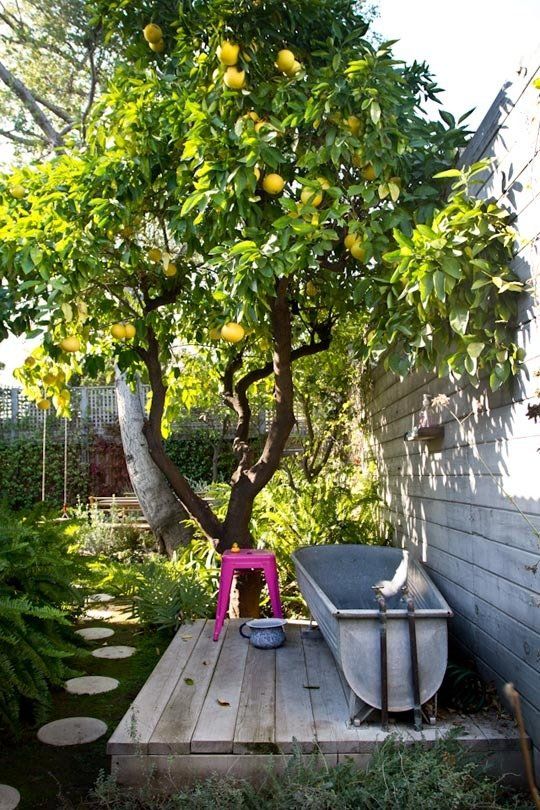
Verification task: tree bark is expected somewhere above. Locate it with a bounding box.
[115,368,192,557]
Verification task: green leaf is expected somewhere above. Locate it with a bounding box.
[370,101,381,126]
[433,270,445,301]
[449,307,469,335]
[433,169,462,179]
[467,342,485,358]
[441,256,461,279]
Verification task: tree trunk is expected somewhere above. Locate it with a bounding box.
[115,369,192,557]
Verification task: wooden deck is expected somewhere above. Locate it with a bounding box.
[108,619,524,787]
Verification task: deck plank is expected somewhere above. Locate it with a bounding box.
[107,619,206,755]
[191,619,248,753]
[275,623,317,752]
[233,639,276,753]
[149,620,225,754]
[301,631,361,753]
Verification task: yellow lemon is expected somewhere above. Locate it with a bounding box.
[37,399,51,410]
[351,151,363,168]
[276,49,295,73]
[301,186,323,207]
[362,163,377,181]
[143,23,163,43]
[223,67,246,90]
[209,327,222,340]
[111,323,127,340]
[318,177,331,189]
[346,115,362,136]
[124,323,136,339]
[221,322,245,343]
[24,356,36,368]
[148,247,162,262]
[43,372,57,387]
[306,281,318,297]
[246,110,260,122]
[165,262,177,277]
[59,336,81,353]
[344,233,358,250]
[350,241,366,261]
[149,39,165,53]
[218,41,240,66]
[262,173,285,195]
[9,184,26,199]
[285,60,302,77]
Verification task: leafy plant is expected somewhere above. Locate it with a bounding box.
[0,509,83,732]
[88,732,526,808]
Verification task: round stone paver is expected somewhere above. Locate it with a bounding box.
[91,645,136,660]
[65,676,119,695]
[37,717,107,746]
[0,784,20,810]
[75,627,115,641]
[87,593,115,603]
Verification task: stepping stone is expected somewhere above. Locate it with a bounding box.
[37,717,107,746]
[92,645,136,660]
[87,593,115,603]
[76,627,115,641]
[65,676,119,695]
[0,784,20,809]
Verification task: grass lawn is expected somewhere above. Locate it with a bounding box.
[0,601,164,810]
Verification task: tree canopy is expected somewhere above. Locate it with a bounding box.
[0,0,523,549]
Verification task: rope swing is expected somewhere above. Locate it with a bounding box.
[41,407,47,502]
[60,416,69,519]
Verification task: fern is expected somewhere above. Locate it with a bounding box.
[0,509,84,734]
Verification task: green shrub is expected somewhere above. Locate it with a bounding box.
[0,510,83,732]
[0,435,88,510]
[70,502,156,561]
[88,733,525,808]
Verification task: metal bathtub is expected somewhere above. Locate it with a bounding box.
[292,544,452,724]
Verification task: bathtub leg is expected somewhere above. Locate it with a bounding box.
[349,691,374,727]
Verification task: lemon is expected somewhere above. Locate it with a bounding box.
[221,322,245,343]
[165,262,177,277]
[60,336,81,353]
[24,356,36,368]
[344,233,359,250]
[306,281,318,297]
[218,41,240,66]
[301,186,323,207]
[124,323,136,339]
[262,173,285,195]
[148,247,162,262]
[362,163,377,181]
[43,372,57,387]
[276,49,295,73]
[9,184,26,199]
[209,327,222,340]
[223,67,246,90]
[143,23,163,43]
[111,323,127,340]
[149,39,165,53]
[346,115,362,136]
[37,399,51,410]
[350,242,366,261]
[285,60,301,77]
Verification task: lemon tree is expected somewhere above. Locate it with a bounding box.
[0,0,522,556]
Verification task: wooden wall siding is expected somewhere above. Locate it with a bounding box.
[361,47,540,749]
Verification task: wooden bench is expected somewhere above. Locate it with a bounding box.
[88,494,150,530]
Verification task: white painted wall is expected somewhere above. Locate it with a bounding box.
[362,49,540,748]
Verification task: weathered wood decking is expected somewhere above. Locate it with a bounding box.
[108,619,523,787]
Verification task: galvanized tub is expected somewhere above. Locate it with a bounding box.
[292,545,453,720]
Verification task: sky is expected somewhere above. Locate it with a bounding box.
[375,0,539,130]
[0,1,539,385]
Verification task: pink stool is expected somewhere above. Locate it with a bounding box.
[213,549,283,641]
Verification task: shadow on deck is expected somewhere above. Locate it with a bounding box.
[107,619,523,787]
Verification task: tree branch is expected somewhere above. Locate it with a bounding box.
[139,326,223,542]
[0,126,45,146]
[0,60,63,147]
[30,90,72,123]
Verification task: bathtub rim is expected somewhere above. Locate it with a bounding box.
[292,545,453,619]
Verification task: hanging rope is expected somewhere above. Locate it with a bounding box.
[61,417,69,518]
[41,408,47,502]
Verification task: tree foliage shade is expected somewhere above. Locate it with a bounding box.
[0,0,524,549]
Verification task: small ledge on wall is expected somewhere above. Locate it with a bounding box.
[404,425,445,442]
